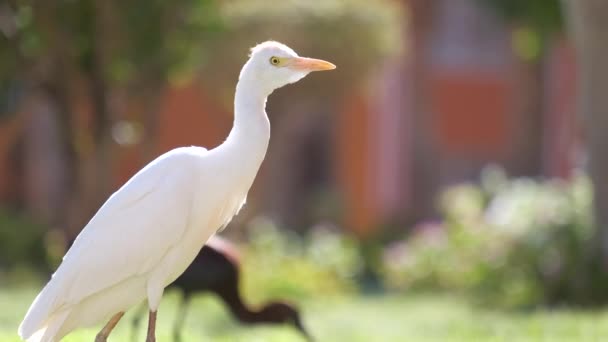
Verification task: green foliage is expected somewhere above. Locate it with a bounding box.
[240,218,363,302]
[478,0,563,61]
[103,0,223,85]
[383,168,604,308]
[0,0,222,86]
[0,209,49,275]
[2,0,403,95]
[479,0,563,34]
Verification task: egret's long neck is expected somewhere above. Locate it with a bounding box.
[225,79,271,163]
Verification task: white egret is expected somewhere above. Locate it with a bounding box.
[18,41,335,342]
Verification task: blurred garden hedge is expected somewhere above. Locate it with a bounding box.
[240,218,363,301]
[382,167,608,308]
[0,209,51,284]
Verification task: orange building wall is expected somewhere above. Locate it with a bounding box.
[334,94,379,237]
[113,84,232,187]
[430,71,511,158]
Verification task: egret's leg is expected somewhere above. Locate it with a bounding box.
[146,278,163,342]
[146,310,157,342]
[95,312,125,342]
[130,303,147,341]
[173,294,191,342]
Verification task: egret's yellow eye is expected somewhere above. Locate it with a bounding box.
[270,57,281,66]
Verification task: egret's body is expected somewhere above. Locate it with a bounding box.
[19,41,334,342]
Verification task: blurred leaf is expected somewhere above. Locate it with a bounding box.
[478,0,563,35]
[0,0,223,88]
[512,27,542,61]
[478,0,563,60]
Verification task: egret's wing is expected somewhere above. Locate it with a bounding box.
[26,149,204,326]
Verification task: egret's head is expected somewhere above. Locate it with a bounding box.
[240,41,335,95]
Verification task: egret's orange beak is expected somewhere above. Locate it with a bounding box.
[288,57,336,72]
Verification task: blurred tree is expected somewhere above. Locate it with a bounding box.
[0,0,221,237]
[479,0,562,43]
[562,0,608,275]
[408,0,438,221]
[478,0,563,177]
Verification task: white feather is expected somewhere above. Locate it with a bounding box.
[20,147,205,339]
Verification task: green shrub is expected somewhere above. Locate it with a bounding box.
[382,167,603,308]
[240,218,362,303]
[0,208,50,283]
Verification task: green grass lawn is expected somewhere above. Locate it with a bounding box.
[2,287,608,341]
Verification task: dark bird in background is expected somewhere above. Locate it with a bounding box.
[130,236,313,341]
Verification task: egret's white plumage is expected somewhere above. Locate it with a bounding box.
[18,41,334,342]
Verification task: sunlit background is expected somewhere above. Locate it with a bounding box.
[2,0,608,341]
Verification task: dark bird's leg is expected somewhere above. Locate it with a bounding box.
[173,293,191,342]
[95,311,124,342]
[130,303,147,341]
[146,310,157,342]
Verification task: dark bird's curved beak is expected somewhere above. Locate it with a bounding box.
[293,316,315,342]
